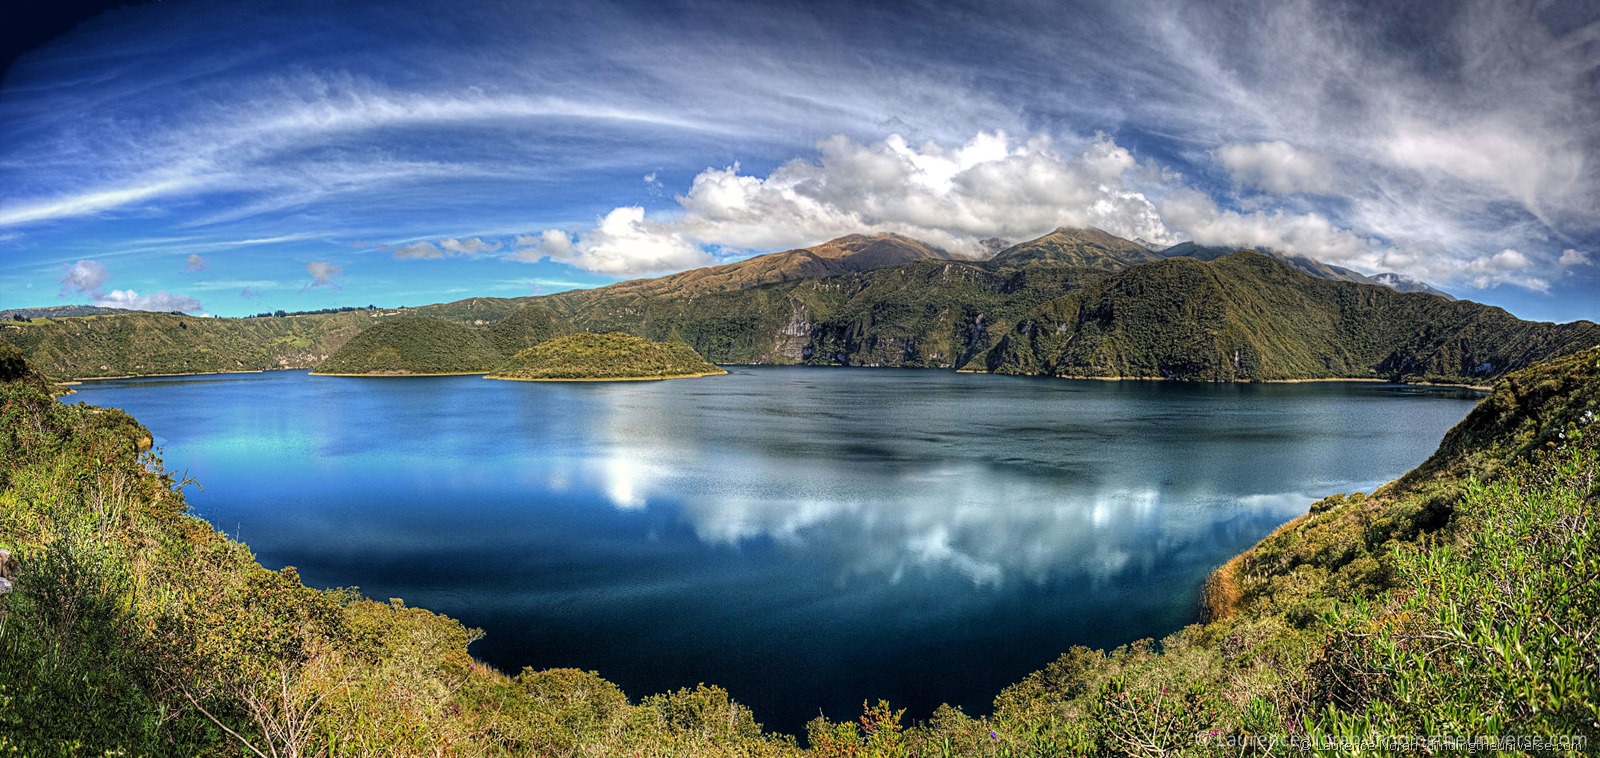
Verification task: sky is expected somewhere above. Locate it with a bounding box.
[1,0,1597,322]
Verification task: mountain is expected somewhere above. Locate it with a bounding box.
[486,303,573,357]
[987,226,1165,271]
[312,315,503,375]
[0,310,370,378]
[1369,271,1452,297]
[3,231,1592,385]
[0,305,133,320]
[982,251,1596,382]
[574,232,950,302]
[487,332,725,381]
[1158,241,1455,299]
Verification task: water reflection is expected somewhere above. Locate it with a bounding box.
[552,369,1455,593]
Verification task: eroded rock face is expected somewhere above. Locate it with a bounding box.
[775,300,812,361]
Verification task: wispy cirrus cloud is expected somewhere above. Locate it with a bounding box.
[2,0,1595,320]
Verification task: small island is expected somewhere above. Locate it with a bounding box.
[487,332,726,382]
[311,316,501,376]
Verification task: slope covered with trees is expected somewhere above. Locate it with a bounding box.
[981,252,1599,382]
[488,331,725,381]
[0,310,370,378]
[313,315,504,375]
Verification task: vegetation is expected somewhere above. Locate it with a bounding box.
[486,303,572,358]
[313,316,503,375]
[6,231,1595,385]
[0,310,377,379]
[983,252,1599,382]
[1,336,1597,754]
[488,331,725,381]
[1159,241,1456,299]
[0,352,792,757]
[987,226,1163,271]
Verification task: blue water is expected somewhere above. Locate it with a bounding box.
[66,367,1482,734]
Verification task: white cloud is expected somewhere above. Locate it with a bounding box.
[96,289,204,313]
[392,236,503,260]
[305,261,342,289]
[1160,188,1375,262]
[393,242,443,260]
[540,207,712,276]
[1457,248,1547,292]
[186,254,206,271]
[522,131,1180,275]
[58,260,110,297]
[1559,249,1592,267]
[439,237,501,255]
[1215,141,1334,194]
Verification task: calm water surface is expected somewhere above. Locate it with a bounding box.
[68,367,1482,734]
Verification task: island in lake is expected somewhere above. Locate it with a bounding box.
[487,331,726,381]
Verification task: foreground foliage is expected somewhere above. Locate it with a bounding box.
[2,345,1597,755]
[0,359,787,756]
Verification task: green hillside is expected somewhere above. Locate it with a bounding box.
[313,315,503,375]
[488,331,725,381]
[982,252,1600,382]
[541,255,1093,369]
[486,303,572,357]
[0,310,370,379]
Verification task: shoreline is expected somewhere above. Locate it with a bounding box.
[988,371,1492,391]
[65,368,278,382]
[309,370,490,377]
[485,369,728,383]
[53,363,1490,390]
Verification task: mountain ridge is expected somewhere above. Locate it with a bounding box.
[3,230,1593,385]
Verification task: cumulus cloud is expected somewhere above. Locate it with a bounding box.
[304,261,342,290]
[1215,141,1334,195]
[1456,249,1547,292]
[96,289,204,313]
[539,207,712,275]
[58,260,110,298]
[186,253,206,271]
[1161,188,1377,260]
[1158,187,1382,262]
[522,132,1179,275]
[1559,249,1592,267]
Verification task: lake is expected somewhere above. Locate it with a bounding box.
[66,367,1483,735]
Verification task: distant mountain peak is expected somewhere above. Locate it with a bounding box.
[1158,242,1453,300]
[989,227,1164,271]
[0,305,133,320]
[570,232,951,299]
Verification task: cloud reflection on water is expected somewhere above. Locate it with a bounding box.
[584,401,1316,588]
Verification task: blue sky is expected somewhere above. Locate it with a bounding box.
[2,0,1597,321]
